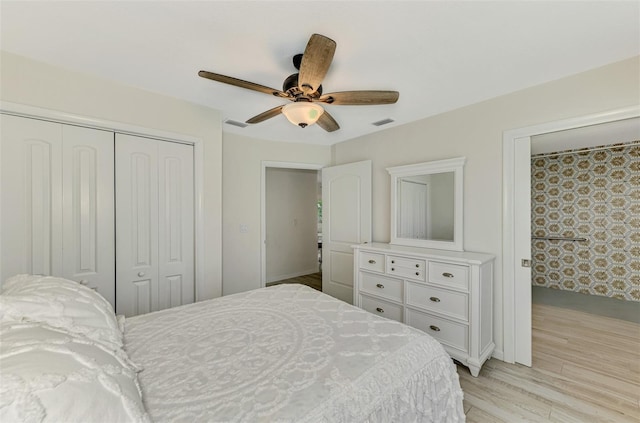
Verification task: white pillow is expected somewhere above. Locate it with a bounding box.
[1,274,51,294]
[0,321,150,423]
[0,275,123,349]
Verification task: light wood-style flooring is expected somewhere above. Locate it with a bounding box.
[459,303,640,422]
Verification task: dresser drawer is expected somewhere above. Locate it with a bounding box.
[360,295,403,323]
[428,261,469,290]
[360,272,403,302]
[359,252,385,273]
[405,282,468,321]
[387,255,426,271]
[387,256,426,282]
[406,309,469,353]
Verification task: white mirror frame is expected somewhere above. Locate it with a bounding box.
[387,157,465,251]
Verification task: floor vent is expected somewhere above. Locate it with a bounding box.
[372,118,395,126]
[225,119,248,128]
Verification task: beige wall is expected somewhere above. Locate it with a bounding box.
[331,56,640,356]
[223,133,331,295]
[265,168,319,282]
[0,51,223,300]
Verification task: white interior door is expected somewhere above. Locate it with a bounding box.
[61,125,115,306]
[1,115,114,307]
[514,136,532,366]
[116,134,194,316]
[321,160,371,303]
[399,180,428,239]
[1,115,63,281]
[116,134,159,316]
[157,140,195,310]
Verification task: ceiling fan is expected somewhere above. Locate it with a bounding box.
[198,34,399,132]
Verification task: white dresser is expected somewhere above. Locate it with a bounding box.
[353,242,495,376]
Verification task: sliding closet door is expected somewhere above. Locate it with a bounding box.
[115,134,194,316]
[61,125,115,306]
[1,115,63,282]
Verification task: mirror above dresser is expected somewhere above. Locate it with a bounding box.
[387,157,465,251]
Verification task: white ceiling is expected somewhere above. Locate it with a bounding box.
[1,1,639,146]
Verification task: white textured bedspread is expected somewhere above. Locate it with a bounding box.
[124,284,465,422]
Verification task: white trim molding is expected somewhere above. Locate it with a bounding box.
[0,101,200,144]
[502,105,640,365]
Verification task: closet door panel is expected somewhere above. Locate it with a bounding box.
[132,279,153,315]
[158,141,194,310]
[62,125,115,307]
[1,115,63,282]
[116,134,159,317]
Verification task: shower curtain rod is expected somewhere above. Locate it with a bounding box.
[531,236,587,242]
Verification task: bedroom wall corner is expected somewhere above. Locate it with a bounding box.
[330,55,640,359]
[0,51,224,301]
[222,133,331,296]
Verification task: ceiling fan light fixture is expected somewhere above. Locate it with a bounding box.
[282,102,324,128]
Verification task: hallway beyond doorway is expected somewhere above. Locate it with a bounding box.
[267,272,322,291]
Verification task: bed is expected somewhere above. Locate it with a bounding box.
[1,275,465,422]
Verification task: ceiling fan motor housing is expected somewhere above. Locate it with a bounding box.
[283,73,323,97]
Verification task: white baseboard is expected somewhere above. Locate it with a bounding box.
[492,349,504,361]
[267,267,319,284]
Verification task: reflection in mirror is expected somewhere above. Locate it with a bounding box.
[397,172,454,241]
[388,157,465,251]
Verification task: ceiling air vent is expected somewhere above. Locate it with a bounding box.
[372,118,395,127]
[224,119,248,128]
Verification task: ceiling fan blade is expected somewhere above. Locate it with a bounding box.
[318,91,399,105]
[246,105,284,124]
[198,70,289,98]
[298,34,336,95]
[316,110,340,132]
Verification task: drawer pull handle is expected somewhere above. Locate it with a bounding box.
[391,268,395,271]
[415,272,420,276]
[429,325,441,332]
[368,259,376,264]
[415,264,420,268]
[442,272,454,278]
[376,283,384,289]
[391,260,395,264]
[430,296,441,302]
[376,307,384,313]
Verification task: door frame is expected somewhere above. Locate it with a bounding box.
[0,101,205,301]
[260,161,324,288]
[502,105,640,365]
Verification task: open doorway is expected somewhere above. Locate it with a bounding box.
[502,105,640,366]
[528,121,640,392]
[530,120,640,318]
[261,162,323,291]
